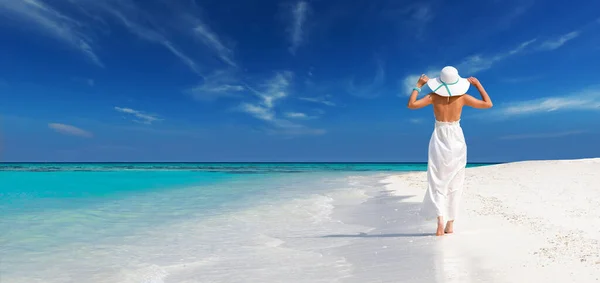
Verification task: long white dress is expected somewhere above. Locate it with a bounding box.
[420,120,467,221]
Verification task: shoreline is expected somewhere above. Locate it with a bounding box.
[2,159,599,282]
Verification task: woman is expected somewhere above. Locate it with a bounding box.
[406,66,493,236]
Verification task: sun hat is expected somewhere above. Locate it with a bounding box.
[426,66,470,97]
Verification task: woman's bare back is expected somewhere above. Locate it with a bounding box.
[430,94,465,122]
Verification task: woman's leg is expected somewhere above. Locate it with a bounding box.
[436,216,445,236]
[444,220,454,234]
[445,166,466,234]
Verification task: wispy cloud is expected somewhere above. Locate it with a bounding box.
[48,123,93,138]
[299,94,336,106]
[288,1,309,54]
[194,23,236,67]
[162,41,203,75]
[285,112,308,119]
[239,71,292,121]
[265,119,325,136]
[249,71,293,108]
[493,90,600,117]
[402,26,587,94]
[285,111,319,120]
[186,70,245,101]
[457,38,537,74]
[238,71,325,136]
[114,107,162,125]
[401,67,439,95]
[500,97,600,115]
[97,2,204,76]
[409,118,424,124]
[500,130,586,140]
[18,0,237,76]
[539,31,580,50]
[0,0,103,67]
[188,84,245,100]
[240,103,275,121]
[401,39,537,94]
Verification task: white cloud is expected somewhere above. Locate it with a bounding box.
[540,31,580,50]
[508,38,538,55]
[288,1,309,54]
[0,0,103,67]
[114,107,162,125]
[409,118,423,124]
[48,123,93,138]
[251,71,293,108]
[458,38,537,74]
[285,111,319,120]
[493,90,600,117]
[238,71,292,121]
[285,112,307,119]
[162,41,203,75]
[500,130,586,140]
[401,29,584,95]
[186,70,246,101]
[267,119,325,136]
[194,23,236,67]
[401,39,537,95]
[97,3,203,76]
[401,68,439,95]
[299,95,336,106]
[240,103,275,121]
[238,71,325,136]
[501,98,600,115]
[29,0,237,76]
[188,83,244,101]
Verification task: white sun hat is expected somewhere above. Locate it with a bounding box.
[426,66,470,97]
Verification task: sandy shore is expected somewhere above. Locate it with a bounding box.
[3,159,599,282]
[374,158,600,282]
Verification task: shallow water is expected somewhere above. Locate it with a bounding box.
[0,163,493,282]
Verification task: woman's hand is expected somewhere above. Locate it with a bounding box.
[467,77,481,86]
[417,74,429,88]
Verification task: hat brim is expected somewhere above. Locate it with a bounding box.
[426,77,470,97]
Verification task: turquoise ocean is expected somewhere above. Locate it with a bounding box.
[1,162,493,282]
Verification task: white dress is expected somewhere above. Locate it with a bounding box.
[420,120,467,221]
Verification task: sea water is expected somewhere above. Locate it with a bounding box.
[0,163,492,282]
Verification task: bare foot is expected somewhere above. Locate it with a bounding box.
[436,217,445,236]
[444,220,454,234]
[436,224,445,236]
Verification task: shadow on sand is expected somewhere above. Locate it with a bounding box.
[322,232,435,238]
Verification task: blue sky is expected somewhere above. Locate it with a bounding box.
[1,0,599,162]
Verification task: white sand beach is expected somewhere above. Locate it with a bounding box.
[186,158,600,283]
[369,158,600,282]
